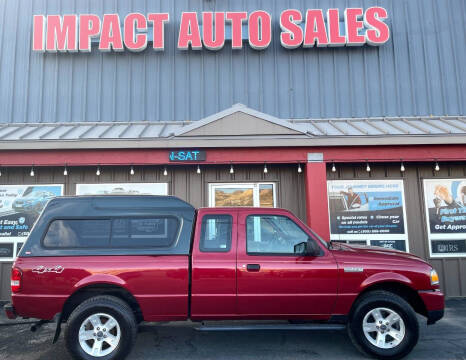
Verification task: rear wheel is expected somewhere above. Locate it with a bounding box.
[347,290,419,360]
[65,295,137,360]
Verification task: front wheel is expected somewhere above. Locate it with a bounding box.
[65,295,138,360]
[347,290,419,360]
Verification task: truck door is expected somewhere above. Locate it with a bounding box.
[190,209,237,320]
[236,210,338,319]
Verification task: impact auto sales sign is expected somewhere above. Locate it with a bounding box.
[32,8,390,53]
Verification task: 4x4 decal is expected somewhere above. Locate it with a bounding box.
[32,265,64,274]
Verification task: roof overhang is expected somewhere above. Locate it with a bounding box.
[0,104,464,150]
[1,134,466,150]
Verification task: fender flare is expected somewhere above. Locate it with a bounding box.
[73,274,128,290]
[359,271,415,292]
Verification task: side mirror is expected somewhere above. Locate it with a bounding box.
[294,242,307,255]
[294,240,321,257]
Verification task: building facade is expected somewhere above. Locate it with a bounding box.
[0,0,465,300]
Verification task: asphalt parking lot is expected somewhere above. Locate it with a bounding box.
[0,299,465,360]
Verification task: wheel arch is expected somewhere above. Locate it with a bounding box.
[351,280,428,318]
[61,283,144,323]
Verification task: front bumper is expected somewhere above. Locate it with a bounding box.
[418,289,445,324]
[4,303,17,319]
[426,309,444,325]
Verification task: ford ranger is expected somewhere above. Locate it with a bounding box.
[4,195,444,360]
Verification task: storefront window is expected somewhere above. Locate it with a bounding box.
[327,180,409,252]
[259,184,274,207]
[209,183,276,208]
[423,179,466,258]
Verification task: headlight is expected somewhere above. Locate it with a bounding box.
[430,269,439,286]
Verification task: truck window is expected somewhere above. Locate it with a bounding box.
[43,219,111,248]
[111,217,179,248]
[200,215,232,252]
[43,217,180,249]
[246,215,308,255]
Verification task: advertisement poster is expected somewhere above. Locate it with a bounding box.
[0,184,63,261]
[76,183,168,196]
[327,180,408,252]
[423,179,466,257]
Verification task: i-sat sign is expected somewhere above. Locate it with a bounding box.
[32,8,389,52]
[169,150,206,162]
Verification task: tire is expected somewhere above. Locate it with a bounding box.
[347,290,419,360]
[64,295,138,360]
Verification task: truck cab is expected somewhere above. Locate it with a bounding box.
[191,207,338,320]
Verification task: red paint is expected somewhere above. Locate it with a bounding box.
[280,9,304,49]
[305,162,331,241]
[99,14,124,51]
[178,12,202,50]
[304,10,328,47]
[191,208,238,319]
[418,290,445,311]
[10,207,443,323]
[32,15,46,52]
[2,145,463,167]
[225,12,247,49]
[235,208,338,319]
[364,7,390,45]
[147,13,169,50]
[33,9,390,52]
[12,256,189,321]
[327,9,346,46]
[79,14,100,52]
[46,15,78,52]
[123,13,147,51]
[248,11,272,50]
[345,8,366,46]
[202,12,225,50]
[330,243,443,314]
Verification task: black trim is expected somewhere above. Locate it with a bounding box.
[328,315,348,324]
[52,312,63,344]
[426,309,444,325]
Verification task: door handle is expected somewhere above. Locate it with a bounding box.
[246,264,261,272]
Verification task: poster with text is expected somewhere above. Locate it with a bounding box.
[76,183,168,196]
[327,180,408,251]
[423,179,466,257]
[0,184,63,261]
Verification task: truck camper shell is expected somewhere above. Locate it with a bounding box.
[19,195,196,257]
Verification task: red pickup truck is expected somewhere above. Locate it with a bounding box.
[5,196,444,360]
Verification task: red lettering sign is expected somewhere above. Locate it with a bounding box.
[178,12,202,50]
[248,11,272,50]
[32,9,390,53]
[280,9,303,49]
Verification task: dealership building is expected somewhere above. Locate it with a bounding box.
[0,0,465,300]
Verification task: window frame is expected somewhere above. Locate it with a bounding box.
[199,214,233,253]
[209,182,277,208]
[245,214,316,256]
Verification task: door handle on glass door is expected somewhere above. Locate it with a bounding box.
[246,264,261,272]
